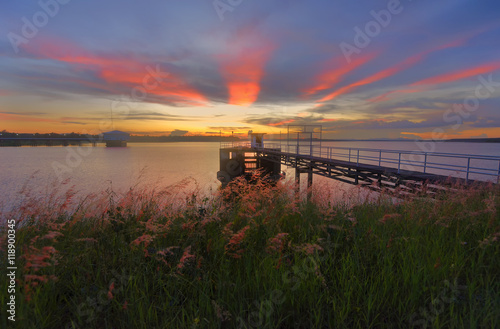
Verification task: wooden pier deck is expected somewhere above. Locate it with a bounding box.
[219,141,500,196]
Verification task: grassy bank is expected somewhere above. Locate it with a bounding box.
[1,175,499,328]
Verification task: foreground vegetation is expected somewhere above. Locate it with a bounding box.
[1,175,499,329]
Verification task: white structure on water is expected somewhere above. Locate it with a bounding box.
[102,130,130,147]
[249,133,265,148]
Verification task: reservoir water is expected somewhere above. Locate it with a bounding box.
[1,141,499,213]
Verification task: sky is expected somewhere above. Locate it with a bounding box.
[1,0,500,139]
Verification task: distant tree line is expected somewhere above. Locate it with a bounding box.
[0,131,241,143]
[0,130,99,139]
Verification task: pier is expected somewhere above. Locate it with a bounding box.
[218,126,500,196]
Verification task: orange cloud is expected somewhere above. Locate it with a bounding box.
[410,61,500,87]
[0,90,15,96]
[100,67,207,105]
[317,39,469,103]
[368,88,423,103]
[368,29,498,103]
[370,61,500,102]
[21,37,207,106]
[0,112,60,123]
[402,127,500,139]
[303,52,377,97]
[268,119,295,126]
[21,36,122,68]
[319,55,426,103]
[217,29,275,106]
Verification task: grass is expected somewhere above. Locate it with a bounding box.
[0,173,499,329]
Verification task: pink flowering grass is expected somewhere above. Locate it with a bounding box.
[0,175,498,328]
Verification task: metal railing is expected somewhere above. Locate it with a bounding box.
[220,142,282,149]
[220,142,500,183]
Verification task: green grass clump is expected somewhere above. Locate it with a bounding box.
[1,176,499,329]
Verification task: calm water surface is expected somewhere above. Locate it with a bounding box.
[1,141,499,212]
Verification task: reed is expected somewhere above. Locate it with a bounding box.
[0,173,499,328]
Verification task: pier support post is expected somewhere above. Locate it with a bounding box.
[307,165,313,201]
[295,167,301,194]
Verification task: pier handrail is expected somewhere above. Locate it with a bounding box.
[296,145,500,183]
[220,142,282,149]
[220,142,500,183]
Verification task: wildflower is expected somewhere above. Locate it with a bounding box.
[123,300,128,310]
[47,221,65,231]
[206,239,212,254]
[227,226,250,246]
[130,234,154,247]
[211,300,232,322]
[108,282,115,299]
[483,194,497,214]
[222,223,234,238]
[379,213,401,224]
[22,274,58,302]
[75,238,98,243]
[177,246,196,269]
[288,198,301,214]
[225,226,250,258]
[478,232,500,248]
[182,221,196,232]
[296,243,323,255]
[24,274,49,284]
[157,246,180,257]
[348,216,357,226]
[267,233,289,254]
[24,246,58,271]
[42,246,57,254]
[137,209,144,221]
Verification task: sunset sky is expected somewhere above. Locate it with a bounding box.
[1,0,500,139]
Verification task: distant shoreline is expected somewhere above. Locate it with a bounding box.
[1,131,499,144]
[267,138,500,143]
[132,137,500,143]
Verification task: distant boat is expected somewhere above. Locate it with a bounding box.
[102,130,130,147]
